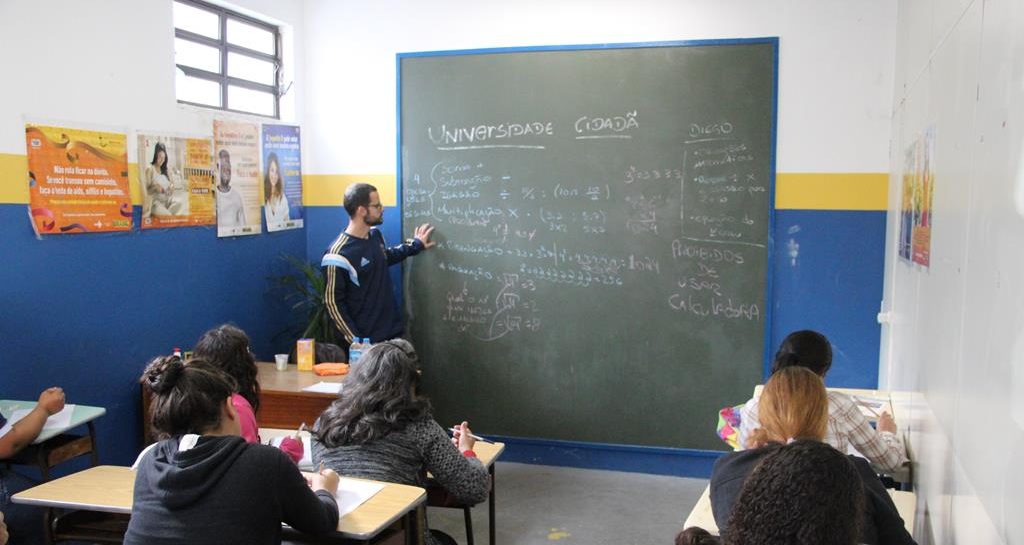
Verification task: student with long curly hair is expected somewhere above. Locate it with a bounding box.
[711,367,916,545]
[312,339,489,545]
[127,356,339,545]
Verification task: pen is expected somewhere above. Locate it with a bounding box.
[450,426,492,443]
[298,422,307,435]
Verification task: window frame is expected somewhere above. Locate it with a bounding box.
[173,0,282,118]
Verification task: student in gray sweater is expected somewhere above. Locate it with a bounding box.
[312,339,490,545]
[126,356,340,545]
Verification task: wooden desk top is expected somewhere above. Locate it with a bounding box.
[683,484,915,536]
[0,400,106,444]
[11,465,425,539]
[256,361,345,394]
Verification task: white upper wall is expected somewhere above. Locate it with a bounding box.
[0,0,305,156]
[301,0,897,174]
[883,0,1024,543]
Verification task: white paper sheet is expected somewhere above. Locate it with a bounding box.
[336,479,385,517]
[301,381,343,394]
[0,404,76,439]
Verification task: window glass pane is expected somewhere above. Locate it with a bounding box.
[175,38,221,74]
[173,1,219,39]
[228,86,274,116]
[227,19,275,54]
[228,52,275,86]
[176,71,221,107]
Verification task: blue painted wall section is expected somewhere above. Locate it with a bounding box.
[770,209,886,388]
[0,204,306,468]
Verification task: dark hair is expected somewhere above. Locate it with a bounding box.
[263,152,282,203]
[343,182,377,218]
[770,330,832,375]
[314,338,429,446]
[677,527,720,545]
[721,440,863,545]
[193,324,260,412]
[150,142,168,177]
[141,356,235,439]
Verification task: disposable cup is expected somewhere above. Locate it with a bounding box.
[275,354,289,371]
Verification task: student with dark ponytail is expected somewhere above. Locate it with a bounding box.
[737,330,907,473]
[126,356,339,545]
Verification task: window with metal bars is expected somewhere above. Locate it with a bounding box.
[173,0,281,118]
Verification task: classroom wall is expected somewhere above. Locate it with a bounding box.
[882,0,1023,543]
[300,0,897,391]
[0,0,309,467]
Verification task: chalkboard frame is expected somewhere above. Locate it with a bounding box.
[396,38,779,447]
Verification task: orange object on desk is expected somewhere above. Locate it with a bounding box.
[313,363,349,376]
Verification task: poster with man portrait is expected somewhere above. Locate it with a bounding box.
[137,133,216,229]
[213,120,262,237]
[261,124,304,232]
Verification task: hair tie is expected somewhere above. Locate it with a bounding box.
[786,437,797,444]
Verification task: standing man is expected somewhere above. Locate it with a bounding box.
[322,183,435,346]
[216,149,246,227]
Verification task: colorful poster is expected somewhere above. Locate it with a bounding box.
[911,127,935,267]
[261,124,304,232]
[138,134,216,229]
[898,141,915,262]
[25,124,131,235]
[213,120,262,237]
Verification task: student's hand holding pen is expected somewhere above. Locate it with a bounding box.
[451,421,476,452]
[310,462,340,495]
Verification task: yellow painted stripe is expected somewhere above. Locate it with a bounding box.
[3,155,886,211]
[303,174,397,207]
[0,153,29,203]
[1,153,144,205]
[775,172,888,211]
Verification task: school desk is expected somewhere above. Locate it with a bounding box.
[0,400,106,480]
[682,482,916,536]
[256,361,346,429]
[261,428,505,545]
[12,464,428,544]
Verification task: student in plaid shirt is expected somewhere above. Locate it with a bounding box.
[738,330,907,472]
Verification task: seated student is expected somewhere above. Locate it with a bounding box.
[0,386,65,510]
[193,324,302,462]
[312,339,489,545]
[738,330,907,472]
[683,439,866,545]
[126,356,339,545]
[712,367,916,545]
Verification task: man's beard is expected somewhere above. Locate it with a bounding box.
[367,214,384,226]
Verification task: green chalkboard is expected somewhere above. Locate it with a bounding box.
[399,40,776,450]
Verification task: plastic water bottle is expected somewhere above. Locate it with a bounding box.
[348,338,364,364]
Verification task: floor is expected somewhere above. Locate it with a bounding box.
[2,462,708,544]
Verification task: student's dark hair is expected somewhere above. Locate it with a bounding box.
[721,440,863,545]
[263,152,281,203]
[150,142,168,176]
[343,182,378,217]
[676,527,720,545]
[141,356,236,439]
[193,324,260,412]
[770,330,833,375]
[314,338,429,446]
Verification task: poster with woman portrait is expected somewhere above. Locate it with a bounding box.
[138,134,216,229]
[261,124,303,232]
[213,120,262,237]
